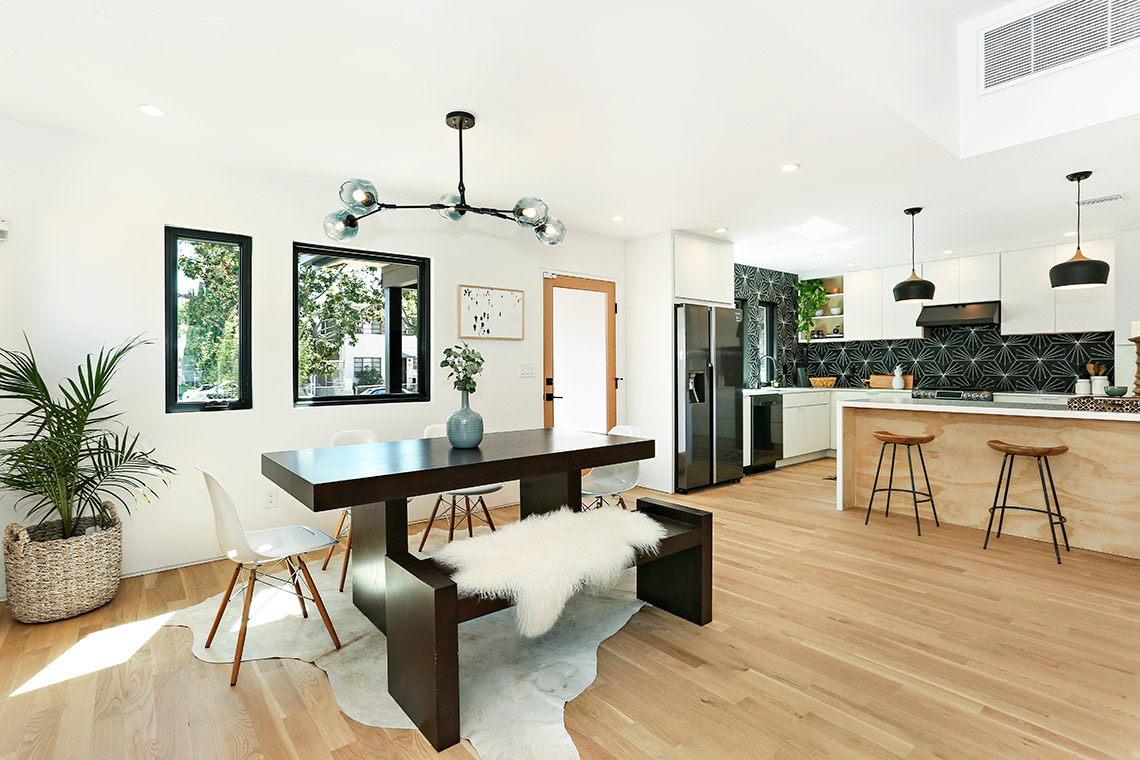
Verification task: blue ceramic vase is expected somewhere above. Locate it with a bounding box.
[446,390,483,448]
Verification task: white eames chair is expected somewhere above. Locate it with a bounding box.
[198,467,341,685]
[417,424,504,550]
[321,429,379,592]
[582,425,642,509]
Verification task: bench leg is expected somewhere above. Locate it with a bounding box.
[385,553,460,751]
[635,497,713,625]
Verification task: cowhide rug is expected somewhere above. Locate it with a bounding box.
[164,526,646,760]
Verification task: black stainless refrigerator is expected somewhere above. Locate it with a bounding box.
[675,304,744,492]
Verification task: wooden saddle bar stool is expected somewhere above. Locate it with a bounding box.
[983,439,1070,564]
[864,430,939,535]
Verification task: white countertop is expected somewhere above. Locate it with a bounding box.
[742,387,908,396]
[839,396,1140,423]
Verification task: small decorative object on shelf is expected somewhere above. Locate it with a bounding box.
[441,342,485,448]
[892,365,906,390]
[1131,336,1140,396]
[795,279,830,342]
[809,376,837,388]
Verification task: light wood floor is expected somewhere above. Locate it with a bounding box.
[2,459,1138,759]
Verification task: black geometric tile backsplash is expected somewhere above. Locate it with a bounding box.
[801,324,1115,393]
[734,263,1115,393]
[734,264,800,387]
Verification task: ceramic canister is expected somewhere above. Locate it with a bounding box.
[1074,379,1092,395]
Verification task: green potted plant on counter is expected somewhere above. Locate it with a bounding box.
[794,279,829,342]
[440,342,485,448]
[0,336,174,623]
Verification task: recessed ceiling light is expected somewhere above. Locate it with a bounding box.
[846,262,856,267]
[138,104,164,118]
[780,163,800,173]
[767,242,782,247]
[714,227,728,234]
[812,254,823,259]
[1064,230,1078,237]
[942,249,955,255]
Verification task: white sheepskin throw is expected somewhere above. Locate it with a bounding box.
[432,507,665,637]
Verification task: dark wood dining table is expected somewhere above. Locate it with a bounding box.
[261,428,655,634]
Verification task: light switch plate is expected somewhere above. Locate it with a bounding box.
[519,362,536,378]
[0,218,9,241]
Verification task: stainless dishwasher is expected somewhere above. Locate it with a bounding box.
[746,393,783,473]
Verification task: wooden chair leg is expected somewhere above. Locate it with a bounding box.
[338,523,352,593]
[286,557,308,617]
[418,495,445,552]
[297,556,341,648]
[206,563,242,648]
[478,496,496,531]
[447,496,459,542]
[231,566,258,685]
[321,510,348,570]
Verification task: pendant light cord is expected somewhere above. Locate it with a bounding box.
[1076,176,1082,251]
[911,212,917,273]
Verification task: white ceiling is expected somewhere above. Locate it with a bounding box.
[2,1,1139,275]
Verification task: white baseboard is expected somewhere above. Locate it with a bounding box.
[776,450,836,467]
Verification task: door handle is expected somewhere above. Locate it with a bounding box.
[545,393,564,401]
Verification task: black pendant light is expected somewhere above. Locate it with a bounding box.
[1050,170,1109,289]
[893,207,936,303]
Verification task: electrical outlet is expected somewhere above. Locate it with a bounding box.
[265,487,278,509]
[519,362,536,378]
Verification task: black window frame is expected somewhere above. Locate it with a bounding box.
[164,226,253,414]
[292,241,431,407]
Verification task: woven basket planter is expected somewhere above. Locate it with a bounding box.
[3,503,122,624]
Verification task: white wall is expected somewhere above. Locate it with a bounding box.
[623,233,674,492]
[0,118,627,591]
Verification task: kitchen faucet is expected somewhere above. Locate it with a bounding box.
[759,355,778,386]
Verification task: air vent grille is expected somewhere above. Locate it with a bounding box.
[1077,192,1126,206]
[983,0,1140,90]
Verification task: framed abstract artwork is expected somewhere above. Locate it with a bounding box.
[458,284,525,340]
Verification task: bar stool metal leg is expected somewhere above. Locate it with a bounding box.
[1044,457,1070,551]
[984,453,1009,549]
[1036,457,1064,564]
[916,445,939,527]
[996,455,1014,538]
[884,444,897,518]
[865,442,888,525]
[906,445,922,536]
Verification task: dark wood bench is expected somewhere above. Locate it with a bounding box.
[384,497,713,751]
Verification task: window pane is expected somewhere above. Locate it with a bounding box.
[165,228,251,412]
[295,246,429,404]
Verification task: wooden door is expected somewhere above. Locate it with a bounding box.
[543,275,617,432]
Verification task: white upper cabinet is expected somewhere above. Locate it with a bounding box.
[957,253,1001,302]
[673,234,734,305]
[843,268,882,341]
[1053,238,1114,333]
[921,258,960,304]
[880,265,924,339]
[1000,247,1056,335]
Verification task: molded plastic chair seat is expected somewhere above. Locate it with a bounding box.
[418,424,504,550]
[242,525,338,562]
[582,425,642,509]
[987,439,1069,458]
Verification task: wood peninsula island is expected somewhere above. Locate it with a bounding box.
[837,397,1140,558]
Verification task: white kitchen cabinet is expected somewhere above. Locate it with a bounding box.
[673,234,734,305]
[880,265,924,339]
[782,394,830,459]
[921,258,960,304]
[958,253,1001,302]
[1000,247,1056,335]
[1113,230,1140,346]
[1054,238,1114,333]
[843,268,882,341]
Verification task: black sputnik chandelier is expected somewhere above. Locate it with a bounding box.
[324,111,566,245]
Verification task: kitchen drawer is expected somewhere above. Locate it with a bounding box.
[781,391,829,408]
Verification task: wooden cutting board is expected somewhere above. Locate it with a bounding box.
[868,373,913,389]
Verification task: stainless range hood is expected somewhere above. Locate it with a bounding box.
[916,300,1001,328]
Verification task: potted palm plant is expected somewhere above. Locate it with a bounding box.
[0,336,174,623]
